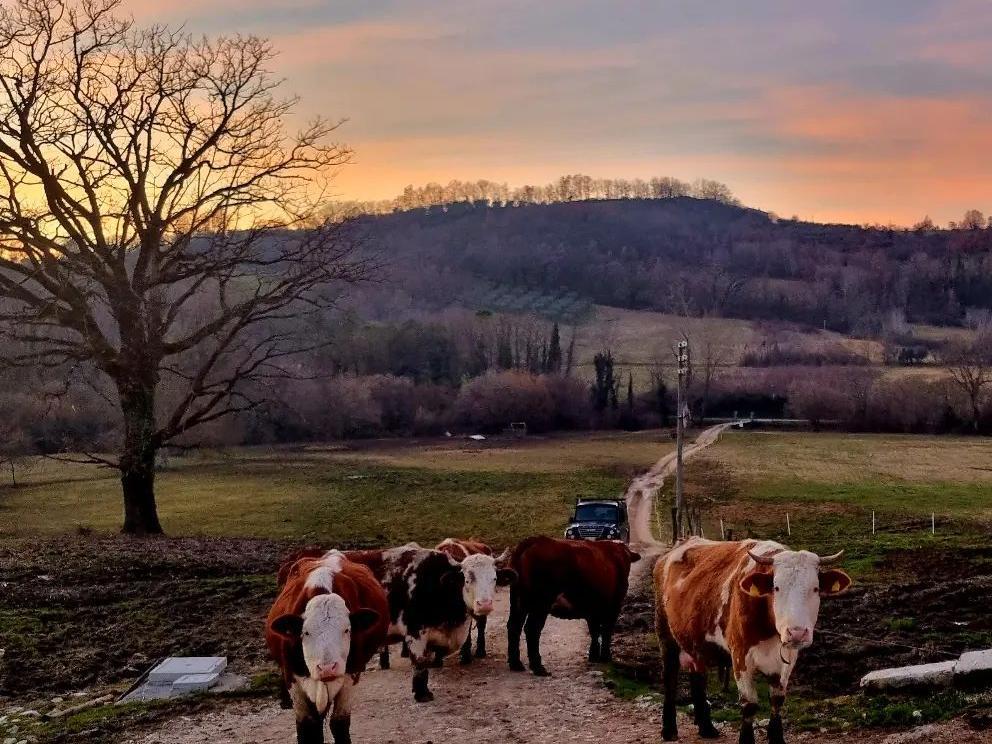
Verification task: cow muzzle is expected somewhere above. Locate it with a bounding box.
[473,599,494,615]
[314,662,345,681]
[783,627,813,649]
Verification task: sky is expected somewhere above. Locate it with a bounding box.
[130,0,992,225]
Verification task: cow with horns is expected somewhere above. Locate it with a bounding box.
[434,538,511,663]
[653,538,851,744]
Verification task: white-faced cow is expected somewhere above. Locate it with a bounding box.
[266,551,389,744]
[435,537,516,663]
[507,536,640,676]
[653,538,851,744]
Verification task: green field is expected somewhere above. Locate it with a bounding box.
[0,431,671,543]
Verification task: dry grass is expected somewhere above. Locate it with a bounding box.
[303,429,673,474]
[701,430,992,485]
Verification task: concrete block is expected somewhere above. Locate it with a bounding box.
[147,657,227,684]
[954,649,992,687]
[171,673,221,693]
[860,661,955,692]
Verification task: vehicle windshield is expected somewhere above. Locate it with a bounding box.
[574,503,619,523]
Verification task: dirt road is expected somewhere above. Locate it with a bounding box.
[626,423,734,548]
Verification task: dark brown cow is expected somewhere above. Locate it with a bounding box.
[266,550,389,744]
[435,538,515,662]
[654,538,851,744]
[507,535,640,676]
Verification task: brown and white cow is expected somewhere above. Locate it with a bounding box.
[507,535,640,676]
[653,538,851,744]
[266,550,389,744]
[435,537,516,663]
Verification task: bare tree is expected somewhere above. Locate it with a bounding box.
[0,0,370,533]
[941,332,992,432]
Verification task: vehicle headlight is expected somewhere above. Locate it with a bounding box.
[565,527,577,538]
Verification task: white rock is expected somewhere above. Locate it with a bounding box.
[953,649,992,684]
[860,661,955,691]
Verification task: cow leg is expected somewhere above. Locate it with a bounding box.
[431,647,445,668]
[475,614,488,658]
[411,666,433,703]
[460,628,474,665]
[507,586,527,672]
[379,645,391,670]
[587,619,602,662]
[738,702,759,744]
[690,670,720,739]
[329,678,355,744]
[661,640,680,741]
[600,618,616,663]
[279,682,293,710]
[400,640,410,658]
[767,687,787,744]
[525,610,550,676]
[290,685,325,744]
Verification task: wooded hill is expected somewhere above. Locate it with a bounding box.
[357,197,992,334]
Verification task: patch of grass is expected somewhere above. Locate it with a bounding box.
[884,617,917,632]
[0,460,627,544]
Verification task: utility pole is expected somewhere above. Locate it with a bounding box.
[673,339,690,542]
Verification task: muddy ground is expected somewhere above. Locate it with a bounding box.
[2,535,990,742]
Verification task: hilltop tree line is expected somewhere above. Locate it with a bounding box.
[330,174,740,216]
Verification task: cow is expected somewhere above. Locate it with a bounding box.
[266,550,389,744]
[435,537,516,663]
[345,544,480,701]
[653,538,852,744]
[507,535,640,676]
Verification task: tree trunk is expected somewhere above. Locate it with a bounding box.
[119,381,163,535]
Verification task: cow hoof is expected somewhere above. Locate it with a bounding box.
[431,657,444,669]
[414,691,435,703]
[475,649,487,659]
[460,654,473,666]
[508,659,526,672]
[531,665,551,677]
[662,728,679,742]
[699,724,721,739]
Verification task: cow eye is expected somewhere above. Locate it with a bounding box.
[302,631,310,637]
[813,587,820,594]
[774,586,780,592]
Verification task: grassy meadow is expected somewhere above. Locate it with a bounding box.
[0,430,672,544]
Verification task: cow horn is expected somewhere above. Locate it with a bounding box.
[747,549,775,566]
[818,550,845,566]
[494,547,511,565]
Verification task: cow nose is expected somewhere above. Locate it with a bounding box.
[315,662,343,680]
[787,627,811,644]
[474,599,494,615]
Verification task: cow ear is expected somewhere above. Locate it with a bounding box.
[271,614,304,639]
[628,550,642,563]
[349,608,380,632]
[739,571,774,598]
[819,569,852,596]
[496,568,518,587]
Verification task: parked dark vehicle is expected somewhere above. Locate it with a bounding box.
[564,498,630,543]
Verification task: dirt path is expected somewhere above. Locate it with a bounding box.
[131,593,662,743]
[626,423,734,549]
